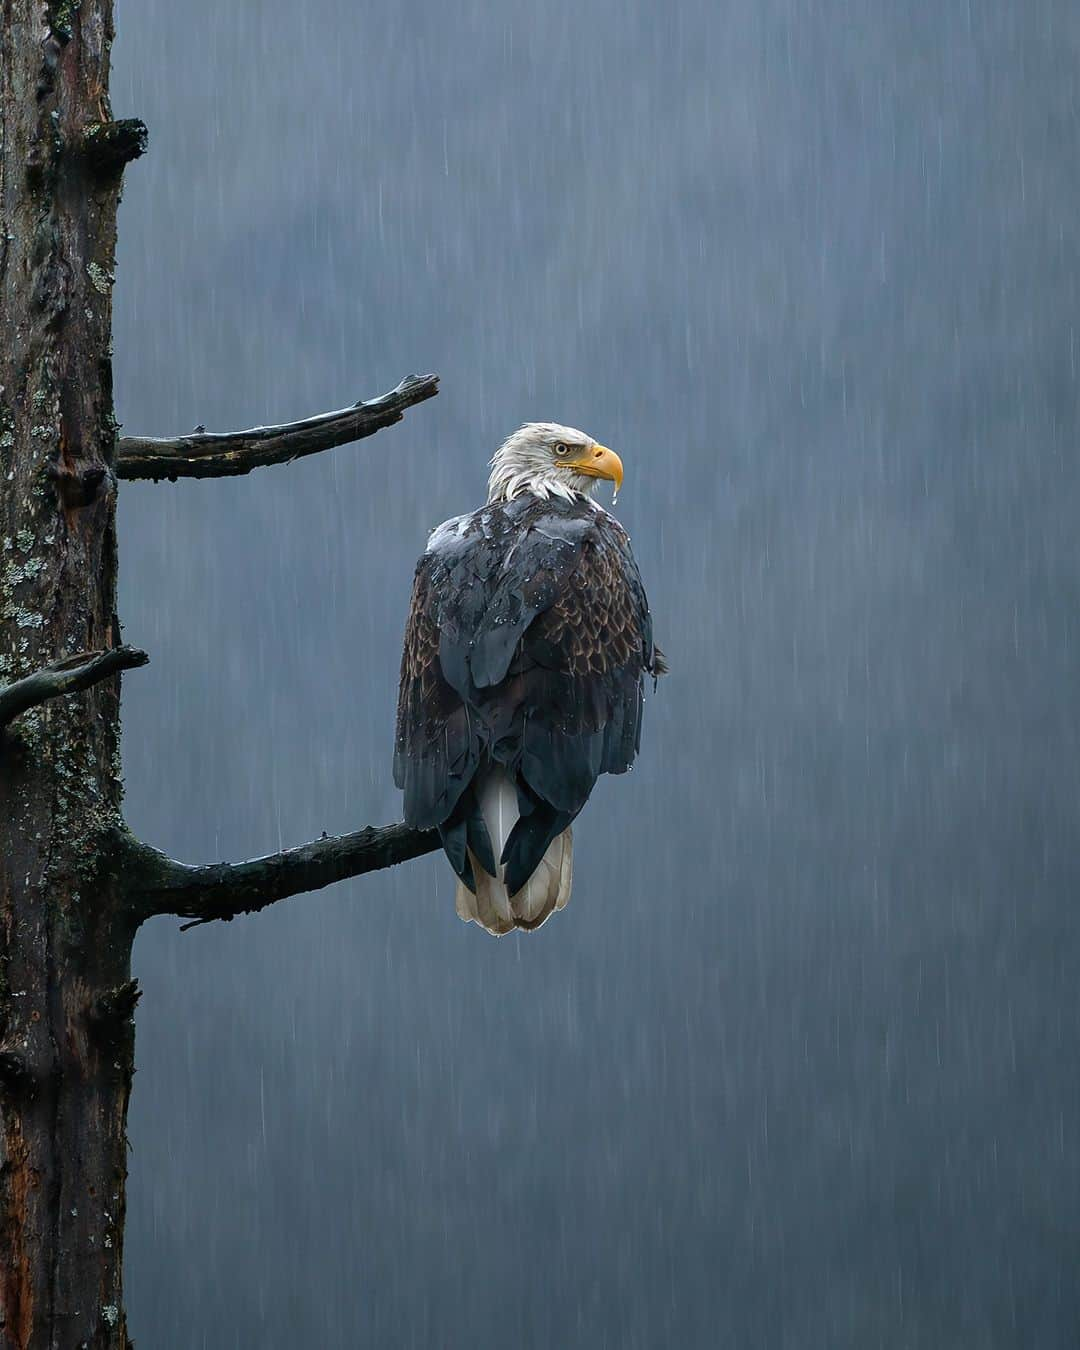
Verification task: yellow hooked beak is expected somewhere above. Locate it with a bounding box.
[567,443,624,492]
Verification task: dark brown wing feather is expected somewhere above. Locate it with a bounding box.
[394,554,479,831]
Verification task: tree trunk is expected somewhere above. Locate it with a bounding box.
[1,3,139,1345]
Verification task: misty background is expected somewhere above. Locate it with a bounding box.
[111,2,1079,1345]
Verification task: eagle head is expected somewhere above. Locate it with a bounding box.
[487,423,624,505]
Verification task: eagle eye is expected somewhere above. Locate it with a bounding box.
[554,442,571,457]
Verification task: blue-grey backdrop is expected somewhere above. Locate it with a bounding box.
[113,2,1079,1345]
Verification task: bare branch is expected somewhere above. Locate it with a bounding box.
[0,646,149,729]
[121,823,440,927]
[116,373,439,481]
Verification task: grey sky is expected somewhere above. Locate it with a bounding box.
[112,2,1080,1344]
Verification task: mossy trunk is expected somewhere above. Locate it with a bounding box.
[0,4,138,1346]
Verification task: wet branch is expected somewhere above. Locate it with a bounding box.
[116,373,439,481]
[0,646,149,729]
[121,824,440,927]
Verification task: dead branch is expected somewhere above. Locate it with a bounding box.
[120,823,440,927]
[0,646,149,729]
[80,118,149,177]
[116,372,439,481]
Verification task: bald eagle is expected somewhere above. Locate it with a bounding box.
[395,423,665,934]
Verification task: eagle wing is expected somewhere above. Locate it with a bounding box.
[509,512,655,812]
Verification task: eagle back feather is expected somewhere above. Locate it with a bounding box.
[394,494,660,912]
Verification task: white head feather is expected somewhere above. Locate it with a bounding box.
[487,422,621,505]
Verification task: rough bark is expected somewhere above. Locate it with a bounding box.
[0,4,136,1345]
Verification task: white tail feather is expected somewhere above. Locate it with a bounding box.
[453,767,574,935]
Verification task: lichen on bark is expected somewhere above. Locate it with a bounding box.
[0,1,137,1344]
